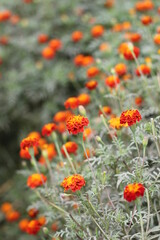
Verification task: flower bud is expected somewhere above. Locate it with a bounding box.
[78,105,86,116]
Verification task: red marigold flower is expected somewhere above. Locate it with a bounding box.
[20,137,39,150]
[61,142,78,156]
[6,211,20,222]
[64,97,79,109]
[141,15,152,25]
[26,220,41,235]
[124,183,145,202]
[66,115,89,135]
[27,173,47,189]
[42,123,56,137]
[38,34,49,44]
[123,45,140,60]
[49,39,62,51]
[42,47,55,60]
[78,93,91,106]
[136,64,151,76]
[91,25,104,38]
[125,32,142,43]
[99,106,112,115]
[20,146,38,160]
[28,208,39,218]
[105,75,120,88]
[71,31,83,42]
[38,216,46,226]
[120,109,142,126]
[19,219,29,232]
[85,80,98,90]
[135,96,143,106]
[0,10,11,22]
[115,63,127,76]
[87,67,100,78]
[154,34,160,45]
[82,56,94,66]
[61,174,85,192]
[74,54,84,66]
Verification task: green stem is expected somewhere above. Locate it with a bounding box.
[137,202,145,240]
[145,189,150,235]
[151,118,160,157]
[51,132,64,162]
[62,145,77,174]
[91,216,109,240]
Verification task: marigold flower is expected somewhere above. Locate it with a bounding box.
[61,174,85,192]
[120,109,142,126]
[154,34,160,45]
[104,0,115,8]
[0,36,9,45]
[38,34,48,44]
[108,117,127,130]
[51,222,58,231]
[99,106,112,115]
[123,45,140,60]
[105,75,120,88]
[6,211,20,222]
[19,219,29,232]
[83,127,93,141]
[118,42,129,54]
[82,56,94,66]
[71,31,83,42]
[39,138,47,148]
[28,131,41,139]
[42,47,55,60]
[64,97,79,109]
[28,208,39,218]
[0,10,11,22]
[136,64,151,76]
[27,173,47,189]
[20,146,38,160]
[85,80,98,90]
[26,220,41,235]
[49,39,62,51]
[38,216,46,226]
[135,97,143,106]
[125,32,142,43]
[78,93,91,106]
[135,1,154,12]
[141,15,152,25]
[42,123,56,137]
[124,183,145,202]
[74,54,84,66]
[91,25,104,37]
[20,137,39,150]
[1,202,13,214]
[87,67,100,78]
[41,143,57,159]
[61,142,78,156]
[56,122,66,134]
[66,115,89,135]
[115,63,127,76]
[53,110,72,122]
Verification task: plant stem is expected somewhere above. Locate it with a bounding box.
[137,202,145,240]
[151,118,160,157]
[91,216,109,240]
[145,189,150,234]
[51,132,64,162]
[62,145,77,174]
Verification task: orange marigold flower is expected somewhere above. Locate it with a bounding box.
[118,42,129,54]
[42,47,55,60]
[136,64,151,76]
[28,208,39,218]
[38,216,46,226]
[28,131,41,139]
[99,106,112,116]
[85,80,98,90]
[87,66,100,78]
[20,137,39,150]
[120,109,142,126]
[27,173,47,189]
[19,219,29,232]
[42,123,56,137]
[41,143,57,160]
[61,174,85,192]
[56,122,66,134]
[105,75,120,88]
[104,0,115,8]
[49,39,62,51]
[1,202,13,214]
[64,97,79,109]
[141,15,152,25]
[53,110,72,122]
[0,10,11,22]
[135,96,143,106]
[66,115,89,135]
[154,34,160,45]
[135,1,154,12]
[6,211,20,222]
[38,34,49,44]
[109,117,127,130]
[26,220,41,235]
[115,63,127,76]
[125,32,142,43]
[82,56,94,66]
[83,127,93,141]
[91,25,104,38]
[20,146,38,160]
[74,54,84,66]
[39,138,47,148]
[78,93,91,106]
[124,183,145,202]
[71,31,83,42]
[123,45,140,60]
[61,142,78,156]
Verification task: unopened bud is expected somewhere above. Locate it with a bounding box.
[128,42,133,51]
[43,227,49,235]
[95,136,102,142]
[78,105,86,116]
[143,136,148,147]
[111,68,115,74]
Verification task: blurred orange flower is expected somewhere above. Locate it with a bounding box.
[27,173,47,189]
[61,174,85,192]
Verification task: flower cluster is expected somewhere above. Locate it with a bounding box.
[61,174,85,192]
